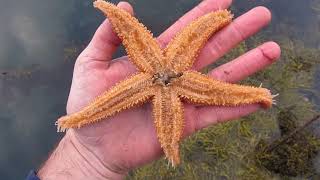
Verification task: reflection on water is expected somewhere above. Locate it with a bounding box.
[0,0,319,179]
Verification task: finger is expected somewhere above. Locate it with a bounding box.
[193,6,272,70]
[79,2,134,62]
[210,41,281,83]
[194,104,259,131]
[157,0,232,47]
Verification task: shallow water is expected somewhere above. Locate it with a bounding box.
[0,0,319,179]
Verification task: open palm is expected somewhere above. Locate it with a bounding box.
[64,0,280,177]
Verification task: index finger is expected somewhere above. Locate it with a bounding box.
[157,0,232,47]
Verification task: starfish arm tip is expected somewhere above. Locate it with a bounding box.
[55,117,70,133]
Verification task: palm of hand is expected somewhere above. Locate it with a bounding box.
[64,0,280,173]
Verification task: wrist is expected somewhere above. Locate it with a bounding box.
[38,130,126,180]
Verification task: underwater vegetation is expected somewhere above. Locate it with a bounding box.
[255,110,320,178]
[0,64,40,80]
[127,1,320,179]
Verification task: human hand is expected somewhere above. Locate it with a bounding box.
[38,0,280,179]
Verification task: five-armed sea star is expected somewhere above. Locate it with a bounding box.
[57,0,274,166]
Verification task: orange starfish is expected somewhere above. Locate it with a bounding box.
[57,0,274,166]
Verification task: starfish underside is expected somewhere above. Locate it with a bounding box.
[57,0,273,166]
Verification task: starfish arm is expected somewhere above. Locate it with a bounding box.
[164,10,232,72]
[175,71,273,108]
[152,86,184,166]
[57,73,154,131]
[94,0,165,73]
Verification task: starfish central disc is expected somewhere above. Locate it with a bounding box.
[152,70,183,86]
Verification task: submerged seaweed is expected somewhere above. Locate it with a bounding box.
[255,109,320,178]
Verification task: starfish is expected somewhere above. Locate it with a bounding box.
[57,0,274,166]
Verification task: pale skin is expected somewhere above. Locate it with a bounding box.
[38,0,281,179]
